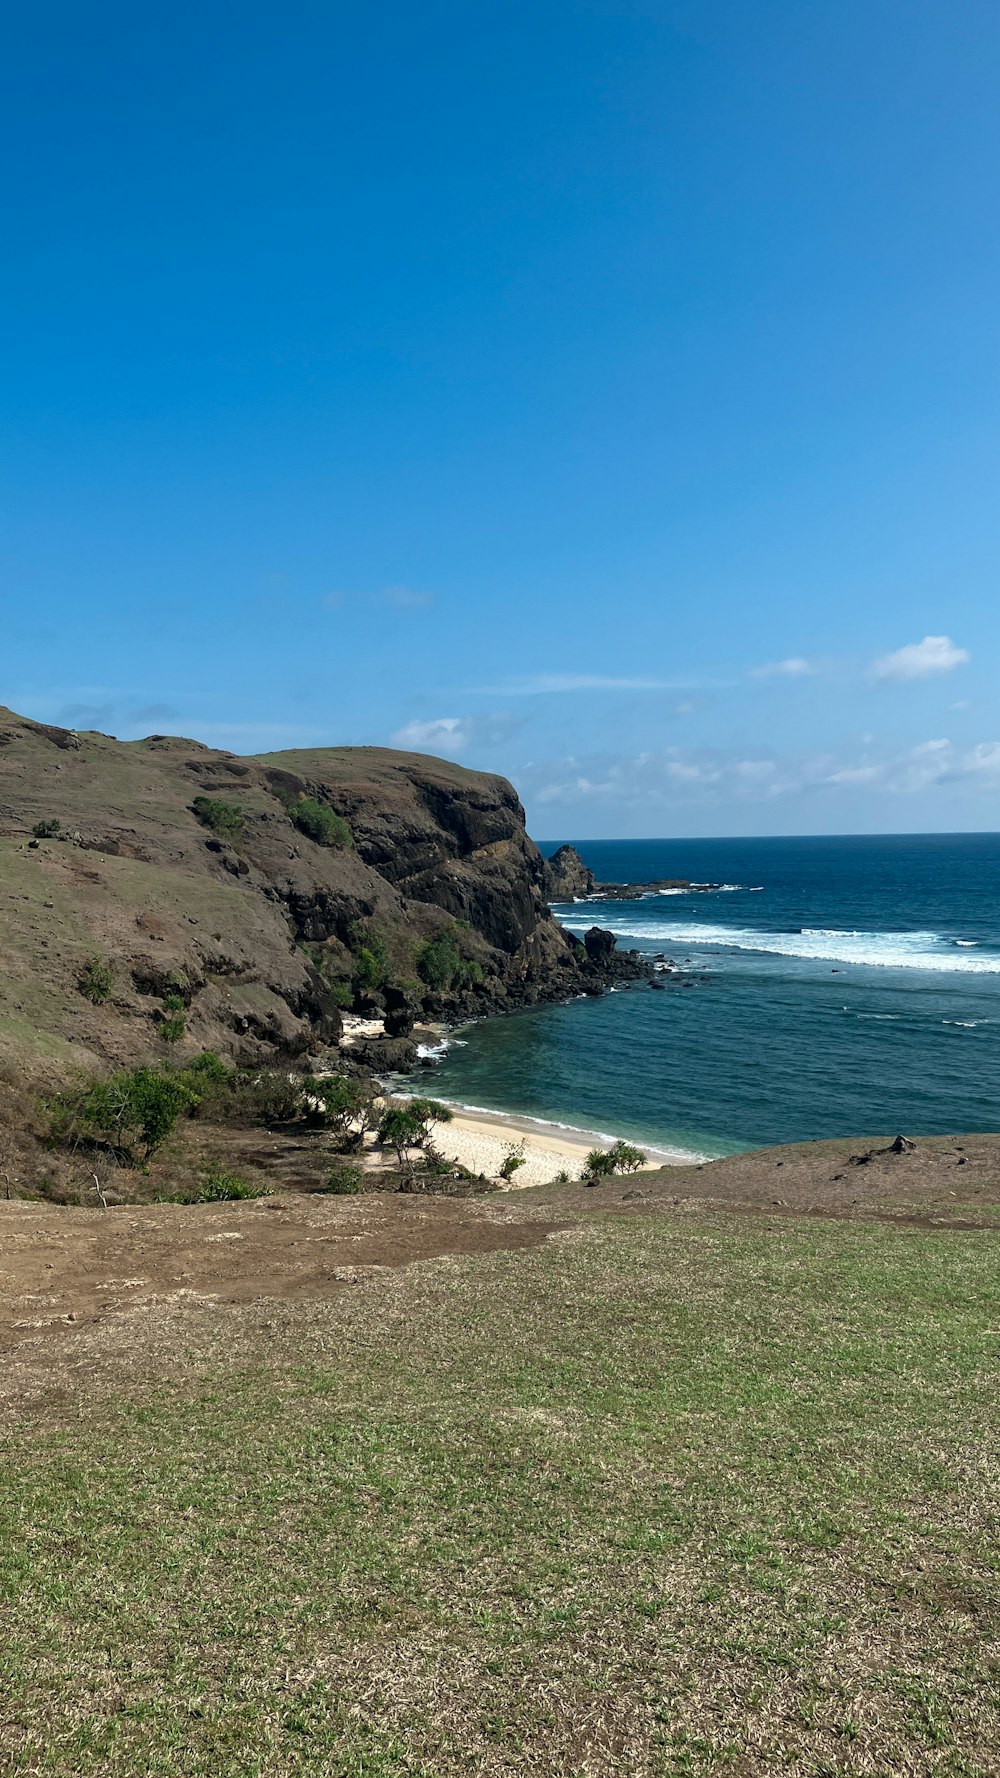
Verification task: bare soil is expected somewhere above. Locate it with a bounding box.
[4,1132,997,1370]
[1,1190,563,1357]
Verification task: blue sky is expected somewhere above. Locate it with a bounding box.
[3,0,998,837]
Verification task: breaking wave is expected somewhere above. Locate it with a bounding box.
[560,916,1000,973]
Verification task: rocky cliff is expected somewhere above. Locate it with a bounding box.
[0,710,641,1078]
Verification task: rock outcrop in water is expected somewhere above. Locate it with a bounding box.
[542,844,595,900]
[0,708,646,1076]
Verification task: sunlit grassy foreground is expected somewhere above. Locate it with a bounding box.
[3,1212,998,1776]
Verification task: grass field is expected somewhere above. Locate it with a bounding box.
[2,1208,998,1775]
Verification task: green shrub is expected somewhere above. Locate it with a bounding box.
[321,1163,364,1195]
[584,1147,617,1181]
[52,1067,196,1163]
[185,1049,229,1083]
[78,955,115,1004]
[159,1013,186,1043]
[330,980,354,1009]
[32,818,61,839]
[349,925,391,993]
[191,796,244,838]
[162,993,185,1013]
[196,1170,267,1202]
[415,928,483,993]
[303,1075,377,1148]
[581,1141,646,1182]
[607,1139,647,1174]
[221,1071,305,1125]
[292,798,351,847]
[377,1104,427,1165]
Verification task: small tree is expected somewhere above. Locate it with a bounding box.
[55,1067,196,1163]
[311,1075,378,1150]
[377,1104,427,1167]
[32,818,61,839]
[405,1097,454,1158]
[498,1141,527,1183]
[349,925,391,993]
[414,924,484,995]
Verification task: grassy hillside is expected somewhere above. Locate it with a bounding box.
[0,708,600,1084]
[2,1171,998,1776]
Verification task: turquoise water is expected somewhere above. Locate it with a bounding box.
[429,834,1000,1158]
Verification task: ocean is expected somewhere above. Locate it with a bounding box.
[427,834,1000,1159]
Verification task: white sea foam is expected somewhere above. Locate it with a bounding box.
[559,915,1000,973]
[415,1037,468,1061]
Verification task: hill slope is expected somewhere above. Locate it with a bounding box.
[0,709,629,1076]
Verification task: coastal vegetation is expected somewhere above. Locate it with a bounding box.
[416,924,484,992]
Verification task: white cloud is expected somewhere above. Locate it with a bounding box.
[390,716,470,754]
[870,635,969,682]
[517,734,1000,811]
[749,657,814,679]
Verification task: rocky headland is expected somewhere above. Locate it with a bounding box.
[0,708,647,1083]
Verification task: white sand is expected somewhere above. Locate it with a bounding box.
[407,1103,680,1188]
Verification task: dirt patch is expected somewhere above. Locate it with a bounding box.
[0,1191,565,1356]
[519,1131,1000,1227]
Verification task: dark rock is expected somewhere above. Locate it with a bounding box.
[351,1036,419,1072]
[887,1134,916,1154]
[584,926,617,963]
[542,845,595,901]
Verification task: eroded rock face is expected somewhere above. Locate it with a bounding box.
[0,713,646,1076]
[542,845,595,901]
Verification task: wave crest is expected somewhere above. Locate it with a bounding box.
[559,916,1000,973]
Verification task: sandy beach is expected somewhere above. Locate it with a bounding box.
[404,1101,683,1187]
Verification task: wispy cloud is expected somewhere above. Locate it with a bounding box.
[471,672,719,696]
[519,735,1000,812]
[749,657,814,679]
[324,584,433,612]
[870,634,969,682]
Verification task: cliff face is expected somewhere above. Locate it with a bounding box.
[0,711,636,1077]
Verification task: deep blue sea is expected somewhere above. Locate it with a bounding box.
[429,835,1000,1158]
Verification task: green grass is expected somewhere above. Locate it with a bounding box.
[2,1213,998,1775]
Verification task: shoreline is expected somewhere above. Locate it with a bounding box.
[396,1096,707,1187]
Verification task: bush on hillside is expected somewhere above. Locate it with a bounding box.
[32,818,61,839]
[292,798,351,847]
[78,955,115,1004]
[348,924,391,993]
[191,796,244,838]
[415,928,483,993]
[196,1169,267,1202]
[582,1140,648,1183]
[51,1067,196,1164]
[320,1162,365,1195]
